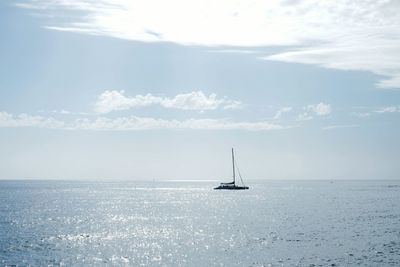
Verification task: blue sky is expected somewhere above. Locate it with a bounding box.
[1,0,399,180]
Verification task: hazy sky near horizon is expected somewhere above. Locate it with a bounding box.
[1,0,400,180]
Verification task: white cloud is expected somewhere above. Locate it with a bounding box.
[273,106,292,120]
[20,0,299,46]
[47,109,71,115]
[17,0,400,88]
[95,90,160,113]
[297,102,331,121]
[323,124,359,131]
[221,101,243,110]
[296,113,313,122]
[72,116,285,131]
[307,102,332,116]
[94,90,242,113]
[374,106,400,113]
[0,112,64,128]
[0,111,285,131]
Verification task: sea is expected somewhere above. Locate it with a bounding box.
[1,180,399,266]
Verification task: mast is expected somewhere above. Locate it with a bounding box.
[232,148,235,185]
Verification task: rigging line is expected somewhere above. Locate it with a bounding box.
[234,158,246,186]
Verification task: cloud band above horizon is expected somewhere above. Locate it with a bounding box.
[94,90,242,113]
[0,111,286,131]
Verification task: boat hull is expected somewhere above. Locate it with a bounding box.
[214,185,249,190]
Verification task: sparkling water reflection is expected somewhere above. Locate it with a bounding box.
[1,180,400,266]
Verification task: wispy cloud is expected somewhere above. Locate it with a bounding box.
[94,90,242,113]
[296,113,313,122]
[72,116,285,131]
[307,103,332,116]
[273,106,292,120]
[322,124,359,131]
[38,109,90,115]
[16,0,400,88]
[351,112,371,118]
[374,106,400,114]
[0,111,285,131]
[0,112,64,128]
[297,102,331,121]
[39,109,71,115]
[207,49,258,54]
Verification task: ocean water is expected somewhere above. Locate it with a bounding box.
[1,180,400,266]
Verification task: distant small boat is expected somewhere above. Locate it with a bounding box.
[214,148,249,190]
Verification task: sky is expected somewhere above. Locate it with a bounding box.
[0,0,399,180]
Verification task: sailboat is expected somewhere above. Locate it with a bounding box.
[214,148,249,190]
